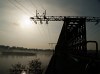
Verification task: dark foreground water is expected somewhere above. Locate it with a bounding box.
[0,51,53,74]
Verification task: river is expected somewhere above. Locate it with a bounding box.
[0,51,53,74]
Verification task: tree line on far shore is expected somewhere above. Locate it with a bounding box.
[0,45,53,52]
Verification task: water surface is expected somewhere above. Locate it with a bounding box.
[0,51,53,74]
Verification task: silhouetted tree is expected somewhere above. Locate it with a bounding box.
[28,59,43,74]
[9,63,26,74]
[9,59,43,74]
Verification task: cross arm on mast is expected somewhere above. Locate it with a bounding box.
[30,16,100,22]
[30,10,100,24]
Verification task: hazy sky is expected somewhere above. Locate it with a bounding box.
[0,0,100,49]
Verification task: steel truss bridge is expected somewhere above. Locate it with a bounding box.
[31,15,100,74]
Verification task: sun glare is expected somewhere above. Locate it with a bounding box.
[21,71,26,74]
[19,15,33,29]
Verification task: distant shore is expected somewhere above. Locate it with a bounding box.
[1,51,36,56]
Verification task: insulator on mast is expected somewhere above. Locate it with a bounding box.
[46,20,48,24]
[34,20,37,24]
[40,19,43,24]
[30,17,37,24]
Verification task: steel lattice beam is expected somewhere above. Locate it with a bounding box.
[30,16,100,22]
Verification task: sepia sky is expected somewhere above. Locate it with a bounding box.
[0,0,100,49]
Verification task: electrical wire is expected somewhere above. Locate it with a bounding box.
[36,0,45,10]
[90,25,100,35]
[24,0,36,14]
[8,0,31,16]
[87,23,100,36]
[14,0,35,16]
[46,24,52,42]
[45,24,55,49]
[37,0,45,10]
[9,0,50,48]
[31,22,45,42]
[28,0,39,16]
[28,0,49,45]
[29,0,38,10]
[8,0,50,49]
[40,24,50,44]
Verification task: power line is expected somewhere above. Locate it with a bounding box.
[40,24,50,43]
[29,0,50,45]
[45,24,56,49]
[8,0,30,16]
[46,24,52,42]
[87,23,100,35]
[14,0,35,16]
[24,0,36,13]
[31,22,44,41]
[37,0,45,10]
[28,0,40,15]
[29,0,38,10]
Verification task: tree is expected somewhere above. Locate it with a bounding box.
[28,59,43,74]
[9,59,43,74]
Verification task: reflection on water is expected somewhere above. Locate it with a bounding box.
[0,51,53,74]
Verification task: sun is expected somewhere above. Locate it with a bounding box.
[19,15,33,29]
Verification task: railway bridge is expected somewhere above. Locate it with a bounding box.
[31,13,100,74]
